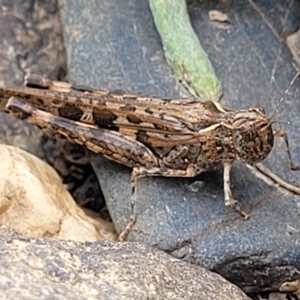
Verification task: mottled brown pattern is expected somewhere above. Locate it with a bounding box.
[119,104,137,112]
[58,104,83,120]
[126,115,142,124]
[93,108,118,127]
[0,73,280,240]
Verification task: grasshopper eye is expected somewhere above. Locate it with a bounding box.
[232,117,274,164]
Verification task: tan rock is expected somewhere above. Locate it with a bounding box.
[0,144,116,241]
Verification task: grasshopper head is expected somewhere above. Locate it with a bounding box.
[232,107,274,164]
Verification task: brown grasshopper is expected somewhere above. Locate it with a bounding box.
[0,73,299,241]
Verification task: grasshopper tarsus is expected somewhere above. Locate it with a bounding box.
[290,164,300,171]
[231,202,250,220]
[117,221,134,242]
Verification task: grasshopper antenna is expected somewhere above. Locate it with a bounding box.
[265,120,290,130]
[270,71,300,120]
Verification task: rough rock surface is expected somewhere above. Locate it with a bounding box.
[0,0,65,85]
[0,225,250,300]
[0,144,116,241]
[59,0,300,294]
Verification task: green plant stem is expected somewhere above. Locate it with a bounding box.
[149,0,222,100]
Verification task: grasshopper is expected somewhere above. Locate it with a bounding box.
[0,73,299,241]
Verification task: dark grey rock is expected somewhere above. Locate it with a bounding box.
[58,0,180,97]
[59,0,300,294]
[0,0,103,210]
[0,226,250,300]
[0,0,66,163]
[0,0,65,85]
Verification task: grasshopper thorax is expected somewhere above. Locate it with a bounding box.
[232,107,274,164]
